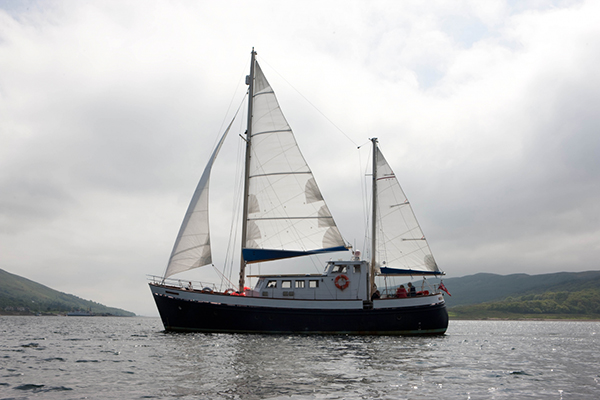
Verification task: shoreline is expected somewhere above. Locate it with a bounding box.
[0,312,134,317]
[450,316,600,322]
[2,312,597,321]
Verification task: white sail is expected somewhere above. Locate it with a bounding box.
[164,121,233,278]
[242,62,346,263]
[374,147,440,275]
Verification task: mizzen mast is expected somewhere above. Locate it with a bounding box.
[370,137,378,298]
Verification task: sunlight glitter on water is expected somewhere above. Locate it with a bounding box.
[0,317,599,399]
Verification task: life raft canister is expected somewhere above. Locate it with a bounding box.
[334,274,350,291]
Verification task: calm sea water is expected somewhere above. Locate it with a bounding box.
[0,316,598,399]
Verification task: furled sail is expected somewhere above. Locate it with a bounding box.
[242,62,347,263]
[374,147,441,276]
[163,120,234,278]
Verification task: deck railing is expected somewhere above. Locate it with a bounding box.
[146,275,217,292]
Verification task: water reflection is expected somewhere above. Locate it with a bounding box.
[162,333,449,399]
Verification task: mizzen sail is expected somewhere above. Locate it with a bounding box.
[374,147,441,276]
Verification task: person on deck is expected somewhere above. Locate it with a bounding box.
[396,285,408,298]
[407,282,416,297]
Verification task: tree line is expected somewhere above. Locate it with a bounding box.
[450,288,600,319]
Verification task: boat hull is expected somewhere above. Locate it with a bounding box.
[150,284,449,335]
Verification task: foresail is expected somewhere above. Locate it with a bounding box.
[374,147,441,275]
[243,62,347,263]
[164,121,233,278]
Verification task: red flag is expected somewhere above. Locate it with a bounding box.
[438,281,451,296]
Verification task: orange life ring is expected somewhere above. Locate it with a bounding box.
[223,288,235,295]
[334,274,350,291]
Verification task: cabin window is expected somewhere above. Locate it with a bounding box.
[309,280,319,288]
[282,280,292,289]
[332,265,347,273]
[266,280,277,288]
[353,265,361,274]
[295,280,305,289]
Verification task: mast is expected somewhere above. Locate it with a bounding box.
[370,137,378,298]
[239,48,256,292]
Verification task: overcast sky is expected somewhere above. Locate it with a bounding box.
[1,0,599,316]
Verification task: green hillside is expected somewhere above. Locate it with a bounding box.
[0,268,135,316]
[441,270,600,308]
[442,270,600,320]
[449,289,600,320]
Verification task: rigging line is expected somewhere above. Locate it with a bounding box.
[359,145,373,260]
[223,125,247,290]
[257,55,359,148]
[213,96,246,286]
[357,136,372,256]
[215,60,253,137]
[356,136,372,257]
[204,91,248,177]
[358,145,370,256]
[212,264,238,290]
[356,140,372,150]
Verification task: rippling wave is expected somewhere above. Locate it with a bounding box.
[0,316,598,399]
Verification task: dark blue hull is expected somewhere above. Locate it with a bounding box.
[152,287,449,335]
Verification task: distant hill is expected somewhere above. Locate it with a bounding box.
[440,270,600,319]
[441,270,600,308]
[449,289,600,320]
[0,268,135,316]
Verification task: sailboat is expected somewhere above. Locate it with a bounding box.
[149,49,449,335]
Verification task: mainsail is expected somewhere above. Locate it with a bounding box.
[374,146,441,276]
[163,120,234,278]
[242,61,347,263]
